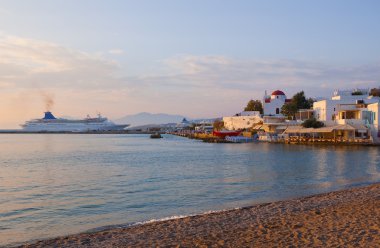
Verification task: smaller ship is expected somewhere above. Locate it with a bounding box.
[21,112,129,132]
[150,133,162,139]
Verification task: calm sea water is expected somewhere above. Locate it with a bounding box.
[0,134,379,246]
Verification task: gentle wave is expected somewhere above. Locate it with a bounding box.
[87,207,242,233]
[1,134,380,246]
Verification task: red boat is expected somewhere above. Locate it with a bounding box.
[213,130,241,138]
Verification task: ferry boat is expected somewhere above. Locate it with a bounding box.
[21,112,129,132]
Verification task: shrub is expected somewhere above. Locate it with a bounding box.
[302,118,325,128]
[351,91,363,95]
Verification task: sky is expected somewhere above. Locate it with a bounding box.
[0,0,380,128]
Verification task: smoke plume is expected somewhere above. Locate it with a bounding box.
[40,91,55,111]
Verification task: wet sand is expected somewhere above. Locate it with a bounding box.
[20,183,380,248]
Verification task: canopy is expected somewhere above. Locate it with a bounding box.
[276,125,288,130]
[252,124,263,130]
[283,124,367,134]
[283,126,308,133]
[349,124,368,133]
[331,124,355,131]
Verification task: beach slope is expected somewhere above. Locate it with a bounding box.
[20,183,380,247]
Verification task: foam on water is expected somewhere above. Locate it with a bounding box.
[87,207,243,233]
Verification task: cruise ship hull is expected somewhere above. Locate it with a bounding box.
[22,123,129,132]
[21,112,129,132]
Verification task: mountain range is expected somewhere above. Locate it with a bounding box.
[114,112,187,127]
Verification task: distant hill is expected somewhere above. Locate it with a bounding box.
[114,112,187,127]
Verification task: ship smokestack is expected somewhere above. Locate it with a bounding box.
[43,111,56,120]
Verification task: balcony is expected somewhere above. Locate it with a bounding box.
[336,119,366,125]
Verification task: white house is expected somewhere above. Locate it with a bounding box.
[263,90,291,116]
[312,88,380,142]
[313,88,379,125]
[223,111,262,130]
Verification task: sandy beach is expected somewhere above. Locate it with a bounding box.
[19,183,380,248]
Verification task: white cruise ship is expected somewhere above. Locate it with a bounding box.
[21,112,129,132]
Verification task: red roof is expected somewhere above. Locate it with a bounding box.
[271,90,285,96]
[285,99,292,103]
[265,98,271,103]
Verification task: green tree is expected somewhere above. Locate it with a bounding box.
[292,91,312,109]
[302,118,325,128]
[370,88,380,97]
[281,91,312,119]
[307,97,315,108]
[213,119,224,131]
[244,99,263,114]
[352,91,363,95]
[281,102,298,119]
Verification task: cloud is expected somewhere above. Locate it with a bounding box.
[1,34,380,128]
[148,55,380,96]
[0,34,121,89]
[0,8,11,15]
[2,34,379,96]
[108,49,124,55]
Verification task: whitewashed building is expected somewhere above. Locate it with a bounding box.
[263,90,291,116]
[313,89,379,125]
[223,111,262,130]
[312,89,380,142]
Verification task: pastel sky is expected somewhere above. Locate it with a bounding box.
[1,0,380,128]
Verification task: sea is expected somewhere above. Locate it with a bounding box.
[0,134,379,246]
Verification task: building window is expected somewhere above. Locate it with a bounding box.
[276,108,280,114]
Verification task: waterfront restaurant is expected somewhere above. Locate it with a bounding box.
[283,124,370,143]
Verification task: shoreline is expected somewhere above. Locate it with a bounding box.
[18,183,380,248]
[171,132,380,146]
[0,131,160,135]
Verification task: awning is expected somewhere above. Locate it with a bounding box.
[284,126,334,133]
[284,123,369,134]
[331,124,355,131]
[252,124,263,130]
[283,126,310,133]
[357,130,368,133]
[314,126,334,133]
[276,125,288,130]
[283,126,301,133]
[349,124,368,133]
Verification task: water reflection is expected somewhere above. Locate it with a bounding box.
[0,134,379,246]
[367,147,380,176]
[317,147,327,177]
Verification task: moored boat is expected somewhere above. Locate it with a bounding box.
[150,133,163,139]
[212,130,241,138]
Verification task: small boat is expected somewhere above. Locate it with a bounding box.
[212,130,241,138]
[150,133,162,139]
[225,136,254,143]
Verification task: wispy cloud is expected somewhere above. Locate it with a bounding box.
[1,35,380,128]
[0,34,120,89]
[0,8,11,15]
[108,49,124,55]
[154,55,380,94]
